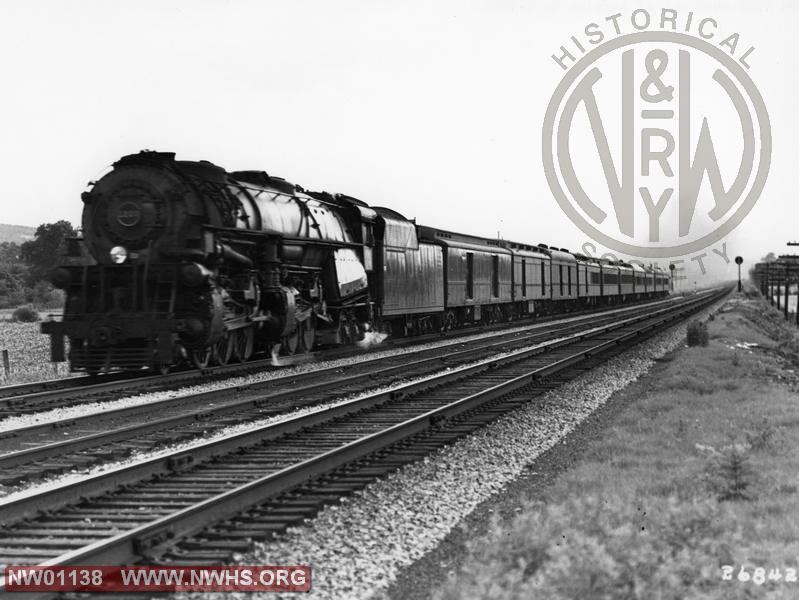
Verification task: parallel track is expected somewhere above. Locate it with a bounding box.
[0,297,691,486]
[0,287,726,596]
[0,296,678,415]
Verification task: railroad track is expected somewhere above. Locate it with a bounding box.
[0,287,726,591]
[0,296,680,415]
[0,297,687,487]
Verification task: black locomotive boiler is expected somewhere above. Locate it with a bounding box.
[42,151,670,373]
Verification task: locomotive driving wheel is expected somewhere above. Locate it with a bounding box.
[214,331,233,366]
[300,316,316,353]
[232,328,254,362]
[281,327,300,356]
[191,345,213,369]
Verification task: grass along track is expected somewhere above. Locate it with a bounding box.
[0,287,727,585]
[421,290,797,599]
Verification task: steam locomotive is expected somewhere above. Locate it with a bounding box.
[42,151,670,373]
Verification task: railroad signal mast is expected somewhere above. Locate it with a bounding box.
[735,256,743,293]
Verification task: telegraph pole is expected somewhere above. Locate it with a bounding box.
[785,262,790,319]
[788,243,799,324]
[769,264,774,306]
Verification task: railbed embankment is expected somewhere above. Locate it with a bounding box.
[416,290,799,600]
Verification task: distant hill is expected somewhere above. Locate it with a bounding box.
[0,224,35,245]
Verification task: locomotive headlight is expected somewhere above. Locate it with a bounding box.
[109,245,128,264]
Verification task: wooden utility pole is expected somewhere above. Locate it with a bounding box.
[785,263,790,319]
[788,244,799,324]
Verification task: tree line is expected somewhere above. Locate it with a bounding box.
[0,221,76,309]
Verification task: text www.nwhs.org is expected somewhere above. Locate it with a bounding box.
[4,565,311,592]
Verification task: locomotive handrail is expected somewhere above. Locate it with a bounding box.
[202,225,367,249]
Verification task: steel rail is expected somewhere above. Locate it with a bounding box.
[0,289,721,528]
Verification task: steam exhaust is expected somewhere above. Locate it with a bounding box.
[357,328,388,349]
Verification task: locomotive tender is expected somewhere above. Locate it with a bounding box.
[42,151,671,373]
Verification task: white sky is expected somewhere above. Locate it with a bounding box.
[0,0,796,283]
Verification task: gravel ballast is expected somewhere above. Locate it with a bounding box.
[191,304,722,600]
[0,331,585,499]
